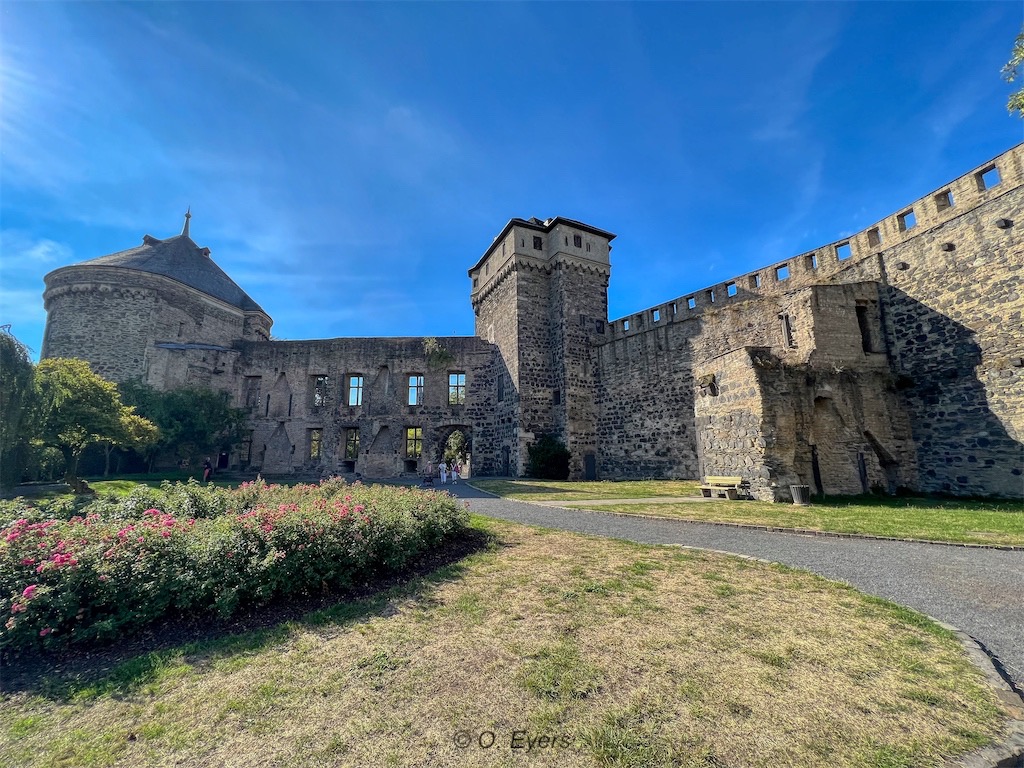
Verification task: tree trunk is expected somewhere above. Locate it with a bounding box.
[104,442,113,477]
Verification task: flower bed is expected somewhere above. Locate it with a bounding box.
[1,479,468,653]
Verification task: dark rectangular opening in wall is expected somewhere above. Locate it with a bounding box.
[776,265,789,281]
[574,234,582,247]
[596,320,605,334]
[934,189,954,211]
[726,282,737,297]
[856,305,873,353]
[553,389,561,405]
[897,209,916,232]
[473,278,478,288]
[806,253,818,270]
[750,273,762,288]
[687,297,696,310]
[867,228,881,247]
[708,289,716,303]
[976,165,1001,191]
[671,302,677,315]
[265,394,270,416]
[780,314,795,348]
[497,375,505,402]
[586,242,591,252]
[533,236,543,250]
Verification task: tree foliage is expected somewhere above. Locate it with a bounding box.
[443,429,468,465]
[0,327,36,490]
[1003,25,1024,117]
[526,434,571,480]
[33,359,158,491]
[121,381,247,467]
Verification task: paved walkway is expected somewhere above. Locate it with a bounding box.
[447,482,1024,688]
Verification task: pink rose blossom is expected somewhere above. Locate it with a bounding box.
[22,585,37,599]
[39,627,51,637]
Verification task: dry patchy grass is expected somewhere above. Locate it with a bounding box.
[471,479,703,501]
[0,519,1008,767]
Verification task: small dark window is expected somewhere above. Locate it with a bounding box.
[288,394,293,417]
[265,394,270,416]
[177,322,185,338]
[553,389,561,405]
[976,165,1001,191]
[596,320,605,334]
[806,253,818,270]
[780,314,795,348]
[311,375,330,408]
[708,289,715,303]
[776,265,790,281]
[585,243,591,252]
[867,228,882,247]
[836,242,852,260]
[935,190,954,211]
[856,305,873,353]
[497,374,505,402]
[345,429,360,460]
[473,278,478,288]
[750,274,762,289]
[671,302,677,315]
[533,236,543,250]
[726,282,737,297]
[897,209,916,232]
[573,234,582,247]
[309,429,323,460]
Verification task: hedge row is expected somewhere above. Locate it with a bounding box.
[1,479,469,652]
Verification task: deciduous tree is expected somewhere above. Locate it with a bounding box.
[1003,26,1024,117]
[0,327,35,491]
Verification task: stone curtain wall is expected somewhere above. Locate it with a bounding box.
[233,335,498,478]
[42,267,248,384]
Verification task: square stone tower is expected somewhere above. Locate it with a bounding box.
[469,217,614,477]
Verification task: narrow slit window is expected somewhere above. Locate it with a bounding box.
[836,242,852,260]
[708,289,716,303]
[345,429,360,460]
[806,253,818,270]
[856,305,874,353]
[780,314,795,348]
[623,319,630,331]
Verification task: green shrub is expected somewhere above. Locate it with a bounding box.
[527,435,571,480]
[0,480,469,653]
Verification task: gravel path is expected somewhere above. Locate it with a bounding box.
[446,482,1024,688]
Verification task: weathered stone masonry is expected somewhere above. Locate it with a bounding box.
[41,146,1023,498]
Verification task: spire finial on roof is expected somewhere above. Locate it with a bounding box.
[181,206,191,238]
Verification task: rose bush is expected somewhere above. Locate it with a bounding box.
[1,479,469,652]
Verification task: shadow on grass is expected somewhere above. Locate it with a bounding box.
[0,525,503,702]
[811,494,1024,513]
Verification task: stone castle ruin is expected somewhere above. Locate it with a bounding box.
[42,146,1024,500]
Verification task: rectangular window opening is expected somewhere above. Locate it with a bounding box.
[750,274,762,289]
[806,253,818,270]
[553,389,561,405]
[976,165,1001,191]
[347,375,363,406]
[836,242,852,260]
[533,236,543,250]
[243,376,261,412]
[344,428,360,460]
[497,374,505,402]
[780,314,795,348]
[935,189,954,211]
[309,428,322,460]
[473,278,479,288]
[671,302,677,315]
[448,372,466,405]
[708,289,716,303]
[726,282,737,297]
[652,309,661,322]
[856,305,874,353]
[897,209,916,232]
[623,319,630,331]
[586,243,591,252]
[407,374,424,406]
[405,427,422,458]
[867,227,882,247]
[686,297,696,310]
[573,234,582,247]
[776,264,790,281]
[311,375,329,408]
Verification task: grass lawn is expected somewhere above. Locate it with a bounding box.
[0,517,1009,768]
[471,478,703,501]
[472,480,1024,547]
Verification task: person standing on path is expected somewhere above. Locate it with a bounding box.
[203,458,213,483]
[451,462,460,484]
[439,460,448,484]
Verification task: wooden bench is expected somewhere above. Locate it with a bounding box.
[700,475,743,500]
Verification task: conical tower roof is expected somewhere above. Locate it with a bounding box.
[71,215,265,314]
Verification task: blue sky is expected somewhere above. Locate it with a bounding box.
[2,2,1022,358]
